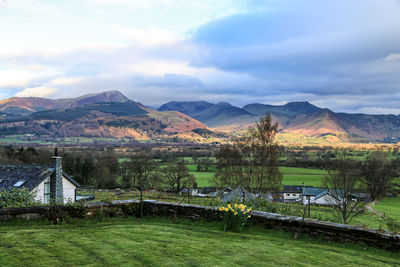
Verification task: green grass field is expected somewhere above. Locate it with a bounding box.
[189,166,327,187]
[0,217,398,266]
[375,197,400,220]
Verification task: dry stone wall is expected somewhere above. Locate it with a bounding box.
[0,199,399,251]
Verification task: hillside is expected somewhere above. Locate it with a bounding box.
[0,94,217,142]
[159,101,254,127]
[159,100,400,143]
[1,91,400,144]
[0,90,130,117]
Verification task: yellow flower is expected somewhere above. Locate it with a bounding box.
[225,208,229,212]
[234,212,238,215]
[227,204,231,208]
[247,215,251,218]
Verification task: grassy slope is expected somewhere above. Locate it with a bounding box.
[0,218,398,266]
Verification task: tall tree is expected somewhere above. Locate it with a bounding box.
[120,153,159,190]
[163,161,196,194]
[360,151,394,201]
[323,158,362,224]
[214,113,282,192]
[214,145,245,188]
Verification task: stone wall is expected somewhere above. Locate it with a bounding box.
[1,199,399,251]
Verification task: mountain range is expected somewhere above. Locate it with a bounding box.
[0,90,399,144]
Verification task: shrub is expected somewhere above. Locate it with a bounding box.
[219,203,251,232]
[384,217,400,233]
[0,188,39,208]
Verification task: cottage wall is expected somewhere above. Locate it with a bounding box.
[32,180,45,203]
[31,176,76,204]
[62,177,76,203]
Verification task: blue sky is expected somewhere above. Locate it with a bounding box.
[1,0,400,114]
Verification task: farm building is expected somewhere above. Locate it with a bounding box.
[0,155,80,204]
[282,185,315,203]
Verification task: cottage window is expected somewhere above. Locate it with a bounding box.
[286,193,290,196]
[44,177,50,204]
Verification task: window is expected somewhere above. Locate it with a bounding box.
[286,193,290,196]
[13,180,26,187]
[44,177,50,204]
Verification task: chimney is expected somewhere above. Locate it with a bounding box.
[51,148,63,203]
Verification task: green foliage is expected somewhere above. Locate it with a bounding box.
[219,203,251,232]
[0,188,39,208]
[384,217,400,233]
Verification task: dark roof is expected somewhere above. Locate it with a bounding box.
[221,186,256,202]
[283,185,314,193]
[201,187,217,194]
[0,164,79,191]
[302,187,326,196]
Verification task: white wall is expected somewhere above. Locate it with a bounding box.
[31,176,76,204]
[32,179,45,203]
[62,176,76,203]
[283,193,302,201]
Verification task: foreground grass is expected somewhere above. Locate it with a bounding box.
[0,217,399,266]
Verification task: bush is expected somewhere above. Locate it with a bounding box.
[219,203,251,232]
[384,217,400,233]
[0,188,39,208]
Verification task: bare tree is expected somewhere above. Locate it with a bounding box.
[120,153,159,190]
[214,113,282,192]
[323,158,362,224]
[163,161,196,194]
[214,145,245,188]
[360,151,394,201]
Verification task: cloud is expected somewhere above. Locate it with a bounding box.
[15,86,58,97]
[0,0,400,115]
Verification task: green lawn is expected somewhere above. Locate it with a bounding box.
[375,197,400,220]
[0,217,398,266]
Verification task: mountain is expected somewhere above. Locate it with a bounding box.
[0,92,219,142]
[243,101,322,118]
[158,101,253,127]
[0,90,130,117]
[1,91,400,144]
[158,100,400,143]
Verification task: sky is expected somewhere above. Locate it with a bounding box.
[1,0,400,114]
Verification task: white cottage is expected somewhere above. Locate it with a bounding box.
[0,156,80,204]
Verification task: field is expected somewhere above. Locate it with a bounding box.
[187,165,326,188]
[376,197,400,220]
[0,217,398,266]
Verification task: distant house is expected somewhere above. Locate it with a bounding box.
[200,187,217,195]
[0,156,80,204]
[282,185,314,203]
[221,186,256,202]
[212,187,233,197]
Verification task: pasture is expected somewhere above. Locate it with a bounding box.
[0,217,398,266]
[189,166,326,188]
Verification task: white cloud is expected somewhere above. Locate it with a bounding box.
[15,86,58,97]
[385,53,400,62]
[111,26,181,46]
